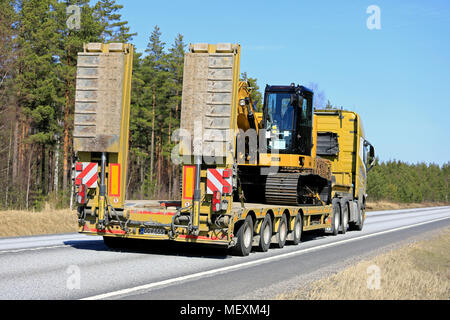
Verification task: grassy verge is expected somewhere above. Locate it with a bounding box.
[366,201,448,212]
[0,206,78,238]
[277,228,450,300]
[0,201,447,238]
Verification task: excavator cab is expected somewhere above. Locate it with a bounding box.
[263,84,314,156]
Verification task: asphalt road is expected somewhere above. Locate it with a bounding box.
[0,206,449,300]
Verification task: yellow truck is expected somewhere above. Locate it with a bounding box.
[73,43,375,256]
[315,109,375,232]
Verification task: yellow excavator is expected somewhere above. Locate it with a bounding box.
[236,83,332,206]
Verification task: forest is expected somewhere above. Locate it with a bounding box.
[367,159,449,204]
[0,0,448,211]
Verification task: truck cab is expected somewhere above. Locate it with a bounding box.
[315,109,375,230]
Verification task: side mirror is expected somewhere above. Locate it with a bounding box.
[367,144,375,172]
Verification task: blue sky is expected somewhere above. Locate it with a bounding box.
[115,0,450,166]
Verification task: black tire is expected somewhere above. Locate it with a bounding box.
[231,215,254,256]
[256,215,272,252]
[358,209,365,231]
[273,214,288,249]
[331,199,341,236]
[289,214,302,245]
[349,202,365,231]
[341,201,349,234]
[356,208,365,231]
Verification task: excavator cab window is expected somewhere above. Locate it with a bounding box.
[263,84,314,156]
[265,92,296,151]
[297,92,313,155]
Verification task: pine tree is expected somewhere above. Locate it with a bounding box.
[55,0,103,194]
[129,50,153,198]
[166,34,186,198]
[325,100,335,110]
[142,25,170,196]
[94,0,136,43]
[240,72,263,112]
[0,0,18,209]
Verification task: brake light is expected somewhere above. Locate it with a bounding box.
[222,169,231,178]
[212,191,222,212]
[77,184,87,205]
[75,162,83,172]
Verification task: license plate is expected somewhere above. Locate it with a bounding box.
[140,227,166,235]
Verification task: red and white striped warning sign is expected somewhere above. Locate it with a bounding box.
[207,169,232,194]
[75,162,98,189]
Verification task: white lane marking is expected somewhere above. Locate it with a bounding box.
[81,216,450,300]
[0,245,69,254]
[366,207,450,217]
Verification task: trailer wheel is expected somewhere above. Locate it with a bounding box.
[231,215,254,256]
[341,201,349,234]
[273,214,288,249]
[256,215,272,252]
[331,199,341,236]
[289,214,302,245]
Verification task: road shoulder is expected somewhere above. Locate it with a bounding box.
[273,226,450,300]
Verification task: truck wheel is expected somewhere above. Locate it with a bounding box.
[231,215,254,256]
[356,208,365,231]
[350,204,365,231]
[289,214,302,245]
[256,215,272,252]
[273,214,288,248]
[341,201,349,234]
[331,200,341,236]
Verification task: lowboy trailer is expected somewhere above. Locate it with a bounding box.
[74,43,374,256]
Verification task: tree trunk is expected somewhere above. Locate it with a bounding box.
[12,110,19,181]
[174,90,180,200]
[41,145,46,195]
[54,137,60,195]
[168,107,172,198]
[63,86,70,191]
[5,125,12,207]
[63,42,73,193]
[138,154,144,199]
[150,84,155,187]
[26,148,33,210]
[69,154,74,210]
[126,152,133,200]
[48,148,53,195]
[20,121,27,189]
[156,137,162,198]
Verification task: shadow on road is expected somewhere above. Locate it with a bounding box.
[300,229,329,242]
[63,238,230,260]
[63,229,329,260]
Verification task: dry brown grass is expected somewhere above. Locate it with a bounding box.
[278,228,450,300]
[0,201,447,238]
[0,204,78,238]
[366,201,449,212]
